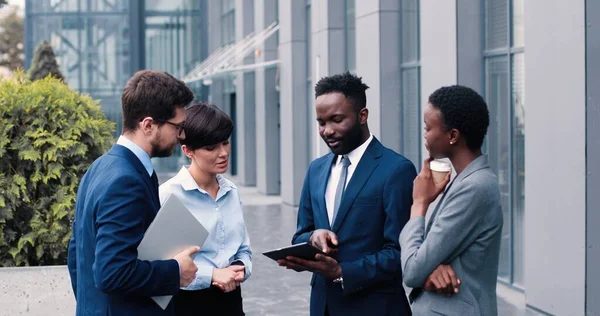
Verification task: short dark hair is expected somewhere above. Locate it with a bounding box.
[315,71,370,110]
[180,102,234,150]
[121,70,194,133]
[428,85,490,151]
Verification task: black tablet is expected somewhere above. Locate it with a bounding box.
[263,242,324,261]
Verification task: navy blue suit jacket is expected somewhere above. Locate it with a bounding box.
[292,138,416,316]
[67,145,180,316]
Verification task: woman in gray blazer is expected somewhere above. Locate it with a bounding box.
[400,85,503,316]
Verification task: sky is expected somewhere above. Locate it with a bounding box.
[4,0,24,16]
[8,0,23,7]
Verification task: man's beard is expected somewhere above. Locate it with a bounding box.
[150,135,176,158]
[152,146,174,158]
[330,123,364,155]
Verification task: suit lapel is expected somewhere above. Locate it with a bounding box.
[331,139,382,233]
[109,145,160,211]
[425,179,456,236]
[425,155,490,235]
[317,153,336,230]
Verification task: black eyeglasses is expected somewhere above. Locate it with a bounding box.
[153,119,185,137]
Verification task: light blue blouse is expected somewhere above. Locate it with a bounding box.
[159,166,252,291]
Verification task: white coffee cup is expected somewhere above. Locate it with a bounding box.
[430,159,452,184]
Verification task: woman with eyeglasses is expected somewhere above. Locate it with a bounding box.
[159,102,252,316]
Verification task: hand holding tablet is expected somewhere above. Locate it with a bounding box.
[262,242,325,261]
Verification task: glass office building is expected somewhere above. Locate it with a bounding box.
[24,0,206,174]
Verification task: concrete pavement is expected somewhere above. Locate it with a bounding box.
[0,184,537,315]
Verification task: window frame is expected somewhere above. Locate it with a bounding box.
[220,0,235,46]
[483,0,525,290]
[344,0,356,73]
[400,0,422,170]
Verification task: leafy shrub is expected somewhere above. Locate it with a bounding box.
[0,72,114,266]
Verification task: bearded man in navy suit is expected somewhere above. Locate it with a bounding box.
[68,70,200,316]
[279,72,417,316]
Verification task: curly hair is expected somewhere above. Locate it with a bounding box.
[315,71,370,110]
[428,85,490,151]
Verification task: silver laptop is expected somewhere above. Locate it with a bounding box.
[137,193,209,309]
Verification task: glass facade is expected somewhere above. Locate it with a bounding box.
[25,0,132,136]
[145,1,203,78]
[344,0,355,72]
[25,0,206,175]
[143,0,205,174]
[511,0,525,287]
[306,0,314,160]
[483,0,525,287]
[220,0,235,46]
[400,0,421,168]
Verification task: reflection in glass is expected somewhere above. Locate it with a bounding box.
[306,0,315,159]
[400,0,420,168]
[221,0,235,45]
[485,56,511,282]
[145,0,185,11]
[512,0,525,47]
[33,0,129,13]
[27,1,132,138]
[345,0,355,72]
[401,68,420,165]
[485,0,508,50]
[143,0,204,173]
[145,0,203,77]
[512,53,525,286]
[401,0,419,63]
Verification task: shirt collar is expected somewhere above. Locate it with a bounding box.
[176,166,236,194]
[117,135,153,176]
[336,134,374,166]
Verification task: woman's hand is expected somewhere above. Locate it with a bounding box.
[211,265,245,293]
[412,158,451,217]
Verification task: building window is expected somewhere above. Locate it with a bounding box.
[483,0,525,288]
[400,0,421,168]
[344,0,355,72]
[306,0,314,159]
[221,0,235,46]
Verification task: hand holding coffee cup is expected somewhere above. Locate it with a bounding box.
[413,158,452,207]
[430,160,452,184]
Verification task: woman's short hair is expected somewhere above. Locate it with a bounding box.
[180,102,234,150]
[428,85,490,151]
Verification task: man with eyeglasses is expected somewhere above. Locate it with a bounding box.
[67,70,199,316]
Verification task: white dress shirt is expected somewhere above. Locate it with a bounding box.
[116,135,153,176]
[325,134,374,225]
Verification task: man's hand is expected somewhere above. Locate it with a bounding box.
[174,246,200,287]
[412,158,451,217]
[423,264,461,296]
[211,265,245,293]
[277,254,342,280]
[309,229,339,255]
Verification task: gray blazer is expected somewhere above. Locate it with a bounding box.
[399,155,503,316]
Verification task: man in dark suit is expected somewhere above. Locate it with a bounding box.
[278,72,416,316]
[67,70,200,316]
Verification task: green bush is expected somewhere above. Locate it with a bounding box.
[0,72,115,266]
[27,40,65,82]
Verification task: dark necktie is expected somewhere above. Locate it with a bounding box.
[150,171,160,206]
[331,155,351,225]
[151,171,159,191]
